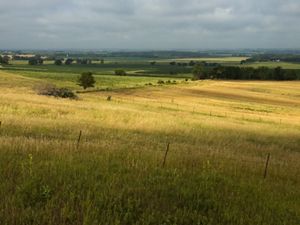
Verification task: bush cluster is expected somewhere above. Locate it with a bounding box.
[115,69,127,76]
[28,57,43,65]
[36,84,77,99]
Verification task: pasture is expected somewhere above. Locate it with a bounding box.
[0,61,300,224]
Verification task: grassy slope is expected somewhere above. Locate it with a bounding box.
[0,70,300,224]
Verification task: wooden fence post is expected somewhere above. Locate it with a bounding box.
[263,153,271,179]
[162,143,170,167]
[76,130,82,149]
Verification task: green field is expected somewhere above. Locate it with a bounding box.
[5,57,300,74]
[4,60,192,77]
[0,59,300,224]
[159,57,249,63]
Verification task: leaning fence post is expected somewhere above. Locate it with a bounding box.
[263,153,271,179]
[162,143,170,167]
[76,130,82,149]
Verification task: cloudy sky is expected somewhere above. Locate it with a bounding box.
[0,0,300,50]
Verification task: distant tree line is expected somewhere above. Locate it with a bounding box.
[243,54,300,63]
[27,58,103,66]
[76,59,92,65]
[193,65,299,81]
[169,60,220,67]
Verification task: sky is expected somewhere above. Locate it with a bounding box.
[0,0,300,50]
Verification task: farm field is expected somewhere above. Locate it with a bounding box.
[5,57,300,77]
[3,60,191,77]
[0,67,299,224]
[158,57,249,63]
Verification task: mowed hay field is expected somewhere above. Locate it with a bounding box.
[0,70,300,225]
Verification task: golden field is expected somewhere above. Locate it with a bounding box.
[0,70,299,224]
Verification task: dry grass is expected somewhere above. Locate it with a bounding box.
[0,70,300,224]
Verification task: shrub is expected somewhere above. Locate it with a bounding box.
[28,57,43,65]
[189,60,196,66]
[157,80,165,84]
[115,69,127,76]
[36,84,77,99]
[28,58,38,65]
[65,58,73,65]
[54,59,63,65]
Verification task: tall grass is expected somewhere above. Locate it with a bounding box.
[0,71,299,224]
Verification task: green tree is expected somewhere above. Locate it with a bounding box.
[77,72,96,89]
[28,57,39,66]
[0,55,9,64]
[192,65,206,80]
[28,58,38,65]
[274,67,285,80]
[115,69,126,76]
[65,58,73,65]
[189,60,196,66]
[54,59,63,66]
[285,70,297,80]
[28,57,43,65]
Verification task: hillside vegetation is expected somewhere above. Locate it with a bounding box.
[0,69,300,224]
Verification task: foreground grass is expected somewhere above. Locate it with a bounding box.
[0,70,300,224]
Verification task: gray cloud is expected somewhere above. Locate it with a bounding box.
[0,0,299,49]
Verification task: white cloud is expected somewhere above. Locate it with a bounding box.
[0,0,299,49]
